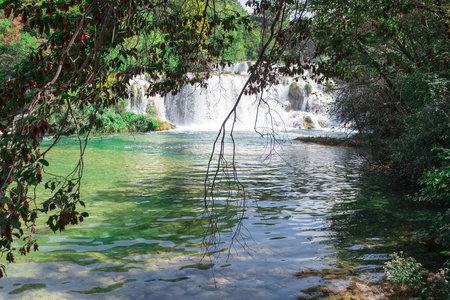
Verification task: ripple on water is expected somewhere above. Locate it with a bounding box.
[4,131,434,299]
[40,238,161,253]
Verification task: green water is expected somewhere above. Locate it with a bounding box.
[0,130,437,299]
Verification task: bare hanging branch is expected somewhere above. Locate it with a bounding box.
[202,0,312,258]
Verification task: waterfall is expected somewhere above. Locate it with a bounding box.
[128,75,166,120]
[127,68,336,130]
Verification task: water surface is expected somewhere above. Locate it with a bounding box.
[1,130,433,299]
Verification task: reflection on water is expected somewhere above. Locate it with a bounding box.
[0,130,435,299]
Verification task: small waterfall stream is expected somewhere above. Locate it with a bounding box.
[127,74,166,120]
[128,63,336,130]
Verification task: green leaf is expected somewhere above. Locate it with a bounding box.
[81,212,89,217]
[0,1,12,10]
[11,219,21,229]
[39,159,49,166]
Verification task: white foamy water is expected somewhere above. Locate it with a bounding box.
[128,67,337,131]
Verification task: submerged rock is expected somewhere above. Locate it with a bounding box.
[296,268,396,300]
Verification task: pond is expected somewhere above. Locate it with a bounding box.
[1,130,435,299]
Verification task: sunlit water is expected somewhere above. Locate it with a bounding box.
[1,130,435,299]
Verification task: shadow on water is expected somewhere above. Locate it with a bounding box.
[327,171,443,270]
[297,167,444,299]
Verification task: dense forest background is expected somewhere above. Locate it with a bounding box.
[0,0,449,296]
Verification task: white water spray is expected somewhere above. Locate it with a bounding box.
[127,64,336,130]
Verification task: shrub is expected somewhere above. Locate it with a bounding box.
[124,112,158,132]
[413,147,450,205]
[385,252,424,289]
[115,98,128,115]
[384,252,450,299]
[49,101,169,135]
[153,120,174,131]
[48,102,94,135]
[133,114,156,132]
[94,108,128,133]
[332,73,449,181]
[434,209,450,251]
[412,147,450,254]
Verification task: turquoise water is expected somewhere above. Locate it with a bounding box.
[0,130,434,299]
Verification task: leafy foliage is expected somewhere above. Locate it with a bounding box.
[414,147,450,205]
[321,0,449,179]
[48,99,167,135]
[385,252,450,299]
[0,13,38,74]
[433,209,450,252]
[412,148,450,263]
[385,252,424,289]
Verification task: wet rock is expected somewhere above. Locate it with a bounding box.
[289,82,305,111]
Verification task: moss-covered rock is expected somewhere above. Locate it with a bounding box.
[290,82,301,98]
[305,83,313,94]
[289,82,305,111]
[304,115,315,129]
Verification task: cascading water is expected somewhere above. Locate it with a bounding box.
[127,63,336,130]
[128,74,166,120]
